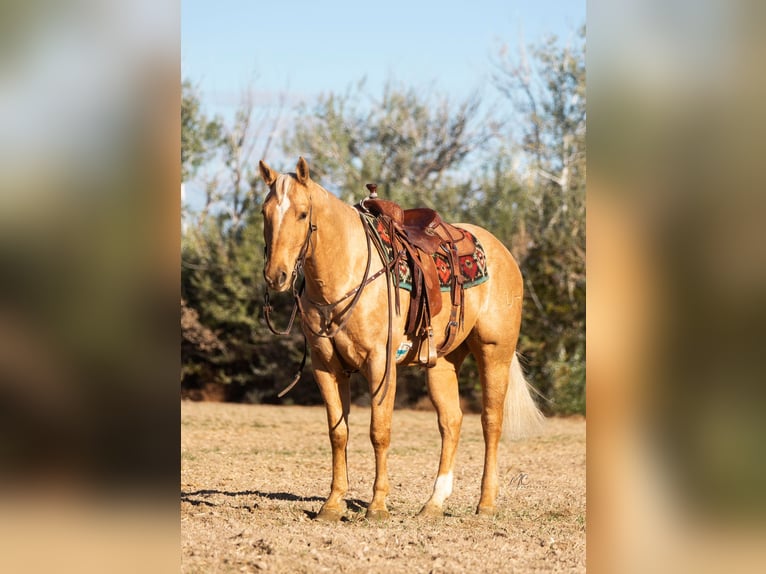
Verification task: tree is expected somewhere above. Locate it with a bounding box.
[286,81,493,213]
[492,25,586,414]
[181,80,222,183]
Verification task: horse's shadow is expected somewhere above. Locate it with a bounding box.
[181,489,367,520]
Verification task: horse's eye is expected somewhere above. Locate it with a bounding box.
[298,212,308,220]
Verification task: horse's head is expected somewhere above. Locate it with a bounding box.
[259,156,315,292]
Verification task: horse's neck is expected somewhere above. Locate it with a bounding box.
[303,187,369,303]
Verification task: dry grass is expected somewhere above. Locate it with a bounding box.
[181,402,585,573]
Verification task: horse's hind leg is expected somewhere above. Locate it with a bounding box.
[418,349,469,518]
[471,341,514,516]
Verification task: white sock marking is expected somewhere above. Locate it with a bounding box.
[431,471,454,506]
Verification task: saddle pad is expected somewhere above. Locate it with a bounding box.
[371,217,489,292]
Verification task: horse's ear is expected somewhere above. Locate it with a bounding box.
[295,156,311,185]
[259,160,277,186]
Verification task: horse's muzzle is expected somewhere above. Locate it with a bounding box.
[264,268,289,291]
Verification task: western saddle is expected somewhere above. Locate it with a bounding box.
[356,184,476,367]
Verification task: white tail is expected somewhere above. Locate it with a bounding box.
[503,354,545,440]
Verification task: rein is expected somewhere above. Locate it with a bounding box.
[298,213,374,339]
[263,205,402,402]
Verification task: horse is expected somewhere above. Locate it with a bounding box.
[259,156,542,520]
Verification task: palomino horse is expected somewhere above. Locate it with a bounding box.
[259,157,542,520]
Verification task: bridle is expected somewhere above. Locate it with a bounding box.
[263,199,402,402]
[263,202,316,337]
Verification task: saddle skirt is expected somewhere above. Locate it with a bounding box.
[374,217,488,294]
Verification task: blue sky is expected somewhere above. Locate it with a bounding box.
[181,0,583,210]
[182,0,584,116]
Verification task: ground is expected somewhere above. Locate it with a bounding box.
[181,402,586,573]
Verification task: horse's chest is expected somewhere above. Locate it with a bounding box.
[327,331,367,368]
[301,314,367,369]
[304,323,397,372]
[301,291,413,371]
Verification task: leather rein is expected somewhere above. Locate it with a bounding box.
[263,203,403,403]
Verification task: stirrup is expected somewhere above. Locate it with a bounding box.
[418,326,437,368]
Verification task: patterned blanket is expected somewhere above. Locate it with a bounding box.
[371,217,489,292]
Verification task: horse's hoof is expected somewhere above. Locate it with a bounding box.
[365,508,390,521]
[315,507,344,522]
[417,504,444,518]
[476,506,496,517]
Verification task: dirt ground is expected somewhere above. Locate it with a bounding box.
[181,402,585,573]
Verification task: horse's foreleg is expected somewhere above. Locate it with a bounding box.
[366,360,397,520]
[418,351,467,518]
[312,359,350,522]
